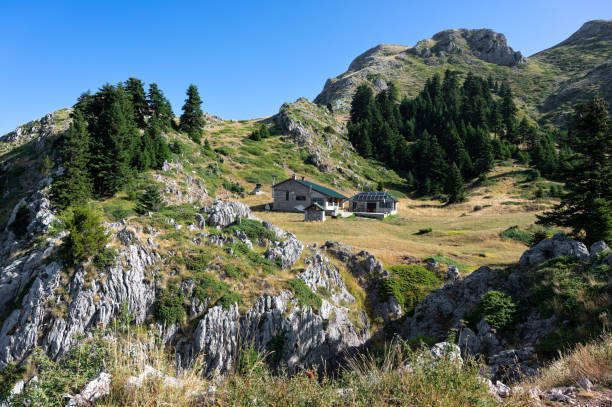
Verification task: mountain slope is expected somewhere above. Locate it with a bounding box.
[315,21,612,123]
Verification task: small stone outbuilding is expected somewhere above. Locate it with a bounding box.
[304,203,326,222]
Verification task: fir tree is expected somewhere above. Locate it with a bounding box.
[350,84,374,124]
[147,83,174,129]
[180,84,205,143]
[89,84,138,198]
[125,77,147,128]
[136,185,164,214]
[61,206,108,266]
[50,110,93,209]
[537,97,612,244]
[446,163,465,203]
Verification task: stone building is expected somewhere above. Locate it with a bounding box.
[349,191,398,215]
[272,175,347,214]
[304,203,326,222]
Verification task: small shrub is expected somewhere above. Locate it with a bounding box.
[480,290,516,330]
[170,139,184,154]
[222,179,245,195]
[237,346,265,376]
[92,248,117,271]
[218,291,242,310]
[154,293,186,325]
[225,219,276,241]
[416,227,432,235]
[224,263,243,280]
[0,362,25,400]
[499,225,532,244]
[266,333,286,365]
[193,273,229,303]
[380,265,441,314]
[289,278,322,309]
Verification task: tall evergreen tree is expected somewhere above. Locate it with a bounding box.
[89,84,138,197]
[350,84,374,124]
[147,83,174,129]
[51,110,93,209]
[446,163,465,203]
[125,77,147,128]
[180,84,205,143]
[537,97,612,244]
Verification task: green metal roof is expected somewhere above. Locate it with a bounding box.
[295,179,348,199]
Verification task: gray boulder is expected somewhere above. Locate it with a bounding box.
[66,372,112,407]
[519,233,589,267]
[202,200,253,228]
[487,347,539,382]
[298,251,354,305]
[265,233,304,269]
[444,265,460,283]
[590,240,610,258]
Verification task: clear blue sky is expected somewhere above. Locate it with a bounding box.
[1,0,611,134]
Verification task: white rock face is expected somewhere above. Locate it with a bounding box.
[187,289,369,377]
[202,200,253,228]
[298,251,354,304]
[66,372,112,407]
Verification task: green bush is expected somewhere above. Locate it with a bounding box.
[223,179,245,195]
[0,362,25,400]
[193,272,230,303]
[154,293,186,325]
[499,225,532,244]
[92,248,117,271]
[225,219,276,241]
[185,249,214,271]
[61,207,108,267]
[136,185,164,214]
[218,291,242,310]
[480,290,517,330]
[12,341,109,406]
[416,227,432,235]
[380,265,441,314]
[224,263,243,280]
[237,346,264,376]
[289,278,322,309]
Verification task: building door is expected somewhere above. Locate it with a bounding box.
[367,202,376,212]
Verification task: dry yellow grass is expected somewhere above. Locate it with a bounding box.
[522,333,612,390]
[237,164,554,269]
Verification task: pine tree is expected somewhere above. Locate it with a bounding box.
[180,84,205,143]
[147,83,174,129]
[125,77,147,128]
[537,97,612,245]
[446,163,465,203]
[136,185,165,214]
[51,110,93,209]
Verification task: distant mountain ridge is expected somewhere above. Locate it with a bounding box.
[315,20,612,123]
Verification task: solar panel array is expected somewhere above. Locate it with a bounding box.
[351,192,395,202]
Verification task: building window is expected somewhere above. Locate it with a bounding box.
[312,197,324,205]
[296,195,306,201]
[352,202,357,210]
[285,191,289,201]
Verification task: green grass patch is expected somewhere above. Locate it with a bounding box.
[289,278,322,309]
[380,265,441,315]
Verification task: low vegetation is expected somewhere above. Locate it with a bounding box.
[380,265,441,314]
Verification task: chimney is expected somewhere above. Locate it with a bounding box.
[292,174,296,180]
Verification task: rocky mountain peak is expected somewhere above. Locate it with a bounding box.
[412,28,525,67]
[555,19,612,47]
